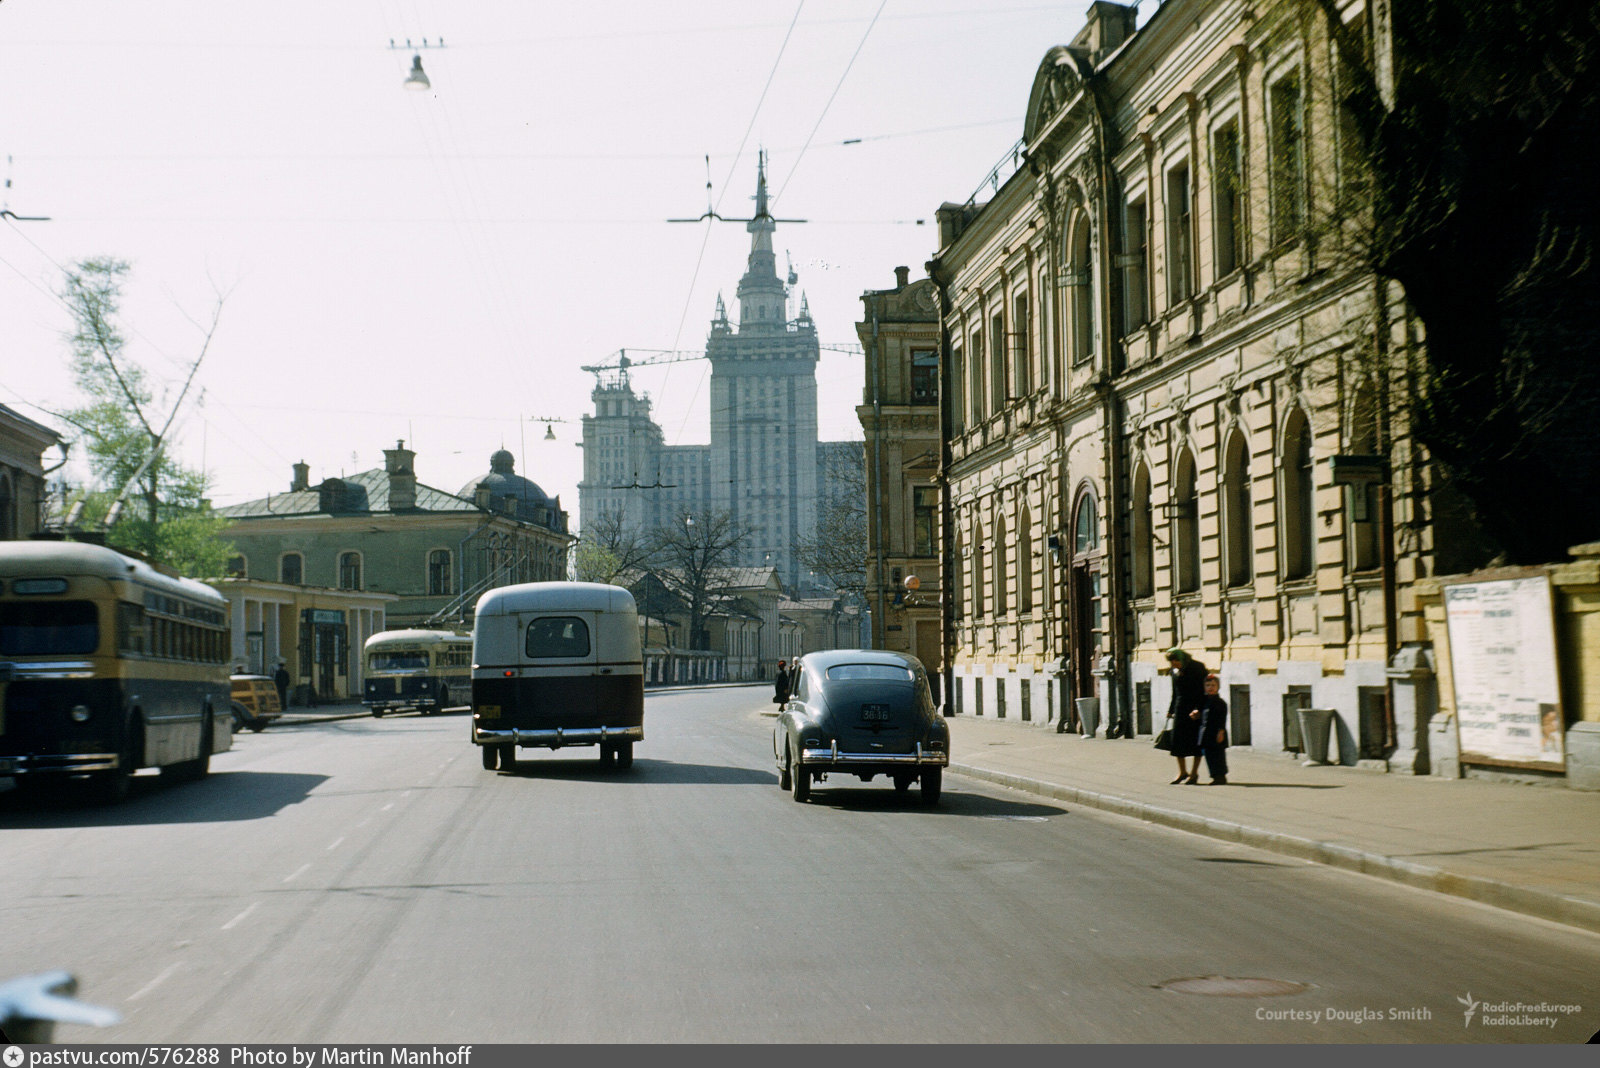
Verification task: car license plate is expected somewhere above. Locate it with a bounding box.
[478,704,500,720]
[861,704,890,721]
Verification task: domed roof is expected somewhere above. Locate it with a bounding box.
[459,450,550,517]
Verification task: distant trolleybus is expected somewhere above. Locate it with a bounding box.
[0,540,232,802]
[362,629,472,717]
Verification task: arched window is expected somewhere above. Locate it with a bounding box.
[1131,464,1154,598]
[1017,506,1034,615]
[1074,493,1098,555]
[993,513,1008,617]
[1223,428,1253,587]
[1282,409,1315,579]
[280,552,303,585]
[1349,384,1381,572]
[1069,211,1094,365]
[429,549,452,595]
[1173,449,1200,593]
[339,552,362,591]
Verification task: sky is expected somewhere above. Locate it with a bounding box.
[0,1,1131,525]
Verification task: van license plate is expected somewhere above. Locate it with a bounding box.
[861,704,890,721]
[478,705,500,720]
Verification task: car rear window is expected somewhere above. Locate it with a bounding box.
[525,616,591,658]
[825,664,914,683]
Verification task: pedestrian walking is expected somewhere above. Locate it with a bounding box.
[774,660,793,705]
[1164,648,1206,784]
[1198,674,1230,785]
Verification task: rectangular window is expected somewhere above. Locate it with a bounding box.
[913,487,938,556]
[910,349,938,405]
[1012,296,1031,395]
[1270,70,1306,245]
[950,346,966,433]
[1166,161,1194,303]
[1213,121,1244,276]
[970,329,986,421]
[1120,197,1149,333]
[0,601,99,656]
[989,312,1006,411]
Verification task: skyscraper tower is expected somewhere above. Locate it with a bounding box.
[706,152,820,590]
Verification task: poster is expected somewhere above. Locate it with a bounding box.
[1442,574,1565,768]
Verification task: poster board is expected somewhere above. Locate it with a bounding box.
[1442,573,1565,770]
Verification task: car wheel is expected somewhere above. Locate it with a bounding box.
[372,708,385,718]
[893,774,913,794]
[615,741,634,771]
[920,767,942,806]
[94,716,142,804]
[230,701,255,733]
[438,688,449,712]
[790,753,810,803]
[599,743,616,768]
[777,745,792,791]
[481,744,498,770]
[498,744,515,769]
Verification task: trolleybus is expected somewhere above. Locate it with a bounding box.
[362,628,472,716]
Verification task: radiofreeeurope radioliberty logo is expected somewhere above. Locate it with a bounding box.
[1458,992,1582,1029]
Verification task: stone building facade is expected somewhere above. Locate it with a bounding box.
[931,0,1480,767]
[0,404,62,541]
[218,442,572,631]
[856,267,944,679]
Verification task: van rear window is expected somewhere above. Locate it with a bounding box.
[525,616,591,658]
[0,600,99,655]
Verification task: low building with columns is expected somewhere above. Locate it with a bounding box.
[929,0,1486,769]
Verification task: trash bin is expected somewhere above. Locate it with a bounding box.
[1297,707,1336,765]
[1077,697,1101,739]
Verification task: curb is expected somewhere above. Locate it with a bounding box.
[948,760,1600,937]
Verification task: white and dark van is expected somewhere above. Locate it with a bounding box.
[470,582,644,771]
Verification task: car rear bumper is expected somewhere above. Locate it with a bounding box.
[0,752,121,776]
[474,724,644,750]
[800,741,948,768]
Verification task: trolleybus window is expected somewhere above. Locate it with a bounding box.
[370,651,429,671]
[0,600,99,655]
[525,616,590,658]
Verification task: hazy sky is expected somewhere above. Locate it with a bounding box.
[0,1,1119,521]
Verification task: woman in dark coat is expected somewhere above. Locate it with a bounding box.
[1164,648,1207,784]
[774,660,793,705]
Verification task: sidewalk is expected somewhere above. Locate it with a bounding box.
[942,712,1600,936]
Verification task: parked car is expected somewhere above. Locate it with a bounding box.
[773,650,949,805]
[229,674,282,732]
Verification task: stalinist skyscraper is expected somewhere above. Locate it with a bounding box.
[579,154,853,595]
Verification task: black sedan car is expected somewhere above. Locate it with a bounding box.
[773,650,950,805]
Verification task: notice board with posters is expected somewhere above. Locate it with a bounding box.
[1442,573,1565,770]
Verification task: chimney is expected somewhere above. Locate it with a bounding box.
[474,483,493,510]
[1071,1,1138,66]
[384,439,417,511]
[894,266,910,288]
[291,462,310,492]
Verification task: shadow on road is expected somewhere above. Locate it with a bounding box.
[492,758,774,785]
[0,770,328,827]
[795,784,1067,819]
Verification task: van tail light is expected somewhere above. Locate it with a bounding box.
[503,670,514,677]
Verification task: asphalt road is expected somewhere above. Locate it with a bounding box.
[3,685,1597,1044]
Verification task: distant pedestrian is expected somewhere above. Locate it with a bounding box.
[1165,648,1206,784]
[273,660,290,711]
[774,660,792,705]
[1198,674,1230,785]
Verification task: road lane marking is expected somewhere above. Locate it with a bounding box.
[327,836,345,851]
[128,963,181,1001]
[283,863,311,883]
[221,903,258,930]
[381,803,394,811]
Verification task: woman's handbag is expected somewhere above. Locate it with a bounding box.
[1153,713,1175,752]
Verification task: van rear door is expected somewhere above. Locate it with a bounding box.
[517,612,600,726]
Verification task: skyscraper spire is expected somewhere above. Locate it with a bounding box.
[738,151,786,330]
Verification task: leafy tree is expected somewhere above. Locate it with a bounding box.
[572,507,653,584]
[645,508,753,650]
[58,257,233,576]
[1299,0,1600,562]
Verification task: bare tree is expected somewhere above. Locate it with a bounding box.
[646,509,753,650]
[797,441,868,595]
